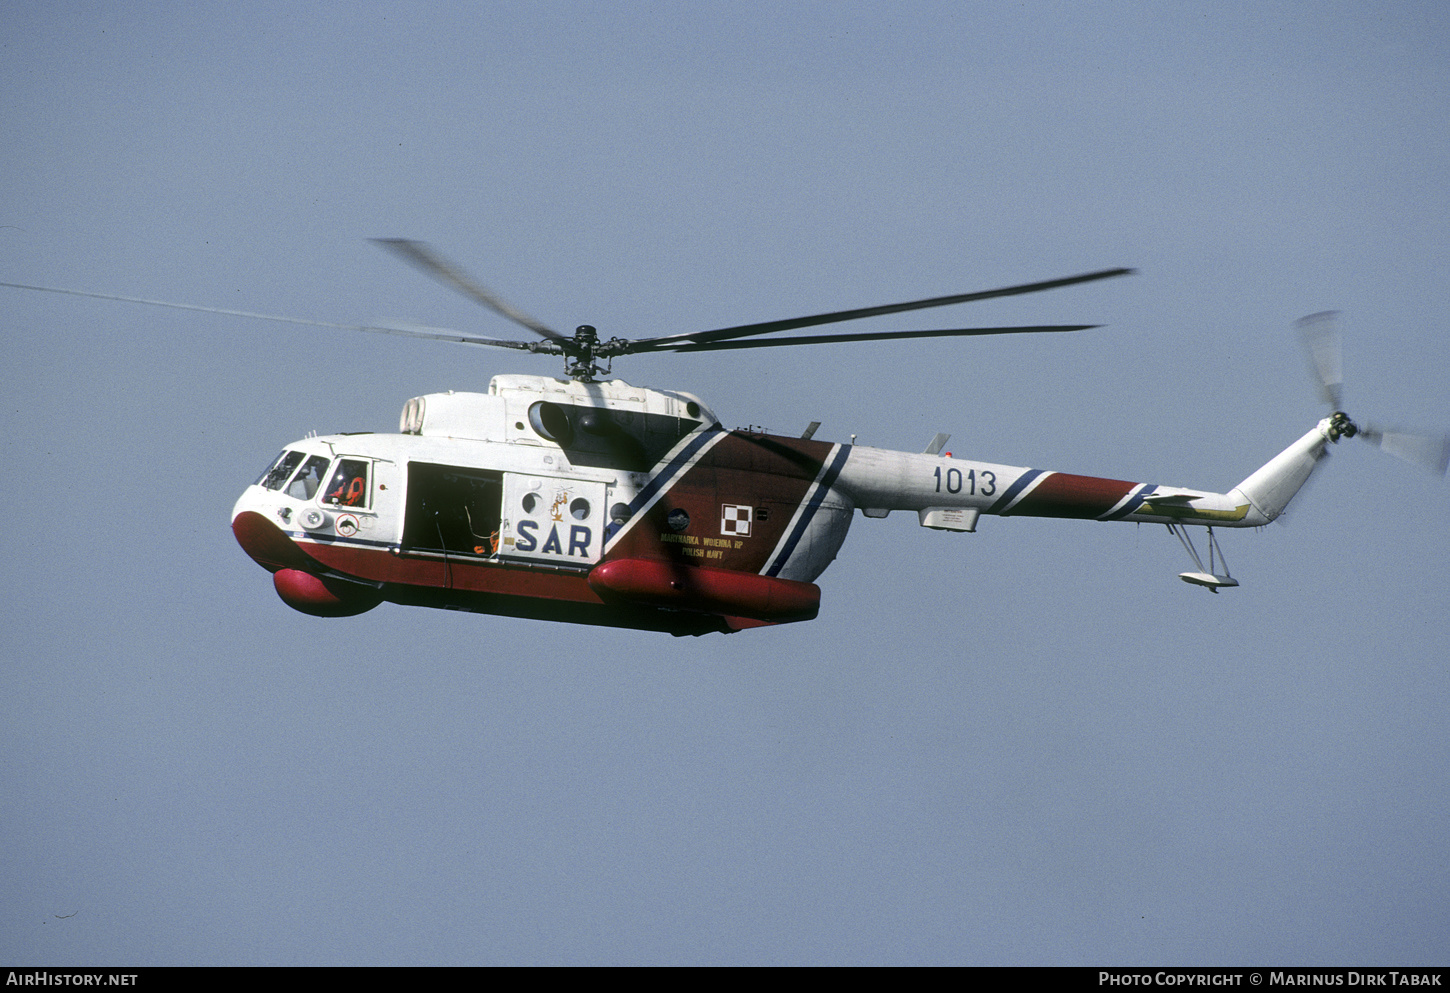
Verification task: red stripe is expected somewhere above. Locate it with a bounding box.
[1007,472,1137,519]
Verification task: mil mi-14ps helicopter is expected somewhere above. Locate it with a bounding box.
[6,242,1446,635]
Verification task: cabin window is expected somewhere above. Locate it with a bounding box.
[285,455,332,501]
[259,450,304,490]
[323,459,370,509]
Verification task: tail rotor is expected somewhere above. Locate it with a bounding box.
[1296,310,1344,410]
[1295,310,1448,476]
[1359,425,1450,475]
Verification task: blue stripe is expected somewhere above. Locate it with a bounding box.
[604,425,724,543]
[987,468,1044,516]
[288,531,395,549]
[766,444,851,577]
[1100,482,1156,521]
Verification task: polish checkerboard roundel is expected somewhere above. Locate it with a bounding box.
[721,503,753,537]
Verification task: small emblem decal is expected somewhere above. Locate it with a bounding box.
[335,513,360,538]
[721,503,753,537]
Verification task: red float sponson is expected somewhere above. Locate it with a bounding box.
[587,558,820,623]
[272,568,383,617]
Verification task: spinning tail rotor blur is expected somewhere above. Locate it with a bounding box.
[1295,310,1449,475]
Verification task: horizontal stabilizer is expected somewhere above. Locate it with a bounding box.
[1144,491,1198,504]
[1179,571,1239,590]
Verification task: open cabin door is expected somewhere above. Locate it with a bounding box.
[499,473,608,568]
[401,463,504,558]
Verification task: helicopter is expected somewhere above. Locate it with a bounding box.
[6,242,1446,635]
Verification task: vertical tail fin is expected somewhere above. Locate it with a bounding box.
[1229,419,1333,524]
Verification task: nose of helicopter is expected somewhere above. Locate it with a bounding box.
[231,505,311,572]
[231,501,383,617]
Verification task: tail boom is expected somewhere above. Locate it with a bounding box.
[836,418,1337,530]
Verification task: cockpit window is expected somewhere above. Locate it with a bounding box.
[285,455,332,500]
[259,451,304,490]
[323,459,370,508]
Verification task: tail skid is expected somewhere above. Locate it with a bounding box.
[1170,523,1239,591]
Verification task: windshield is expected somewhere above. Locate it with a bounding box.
[285,455,332,500]
[259,451,304,490]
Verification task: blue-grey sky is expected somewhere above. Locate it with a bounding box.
[3,1,1447,966]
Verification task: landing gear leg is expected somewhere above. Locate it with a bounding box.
[1168,523,1239,592]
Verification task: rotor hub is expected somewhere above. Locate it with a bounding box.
[1327,410,1359,441]
[563,324,615,382]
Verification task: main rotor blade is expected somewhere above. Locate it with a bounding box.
[653,324,1098,353]
[626,267,1134,352]
[358,322,547,352]
[0,280,543,353]
[371,238,566,342]
[0,280,376,334]
[1296,310,1343,409]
